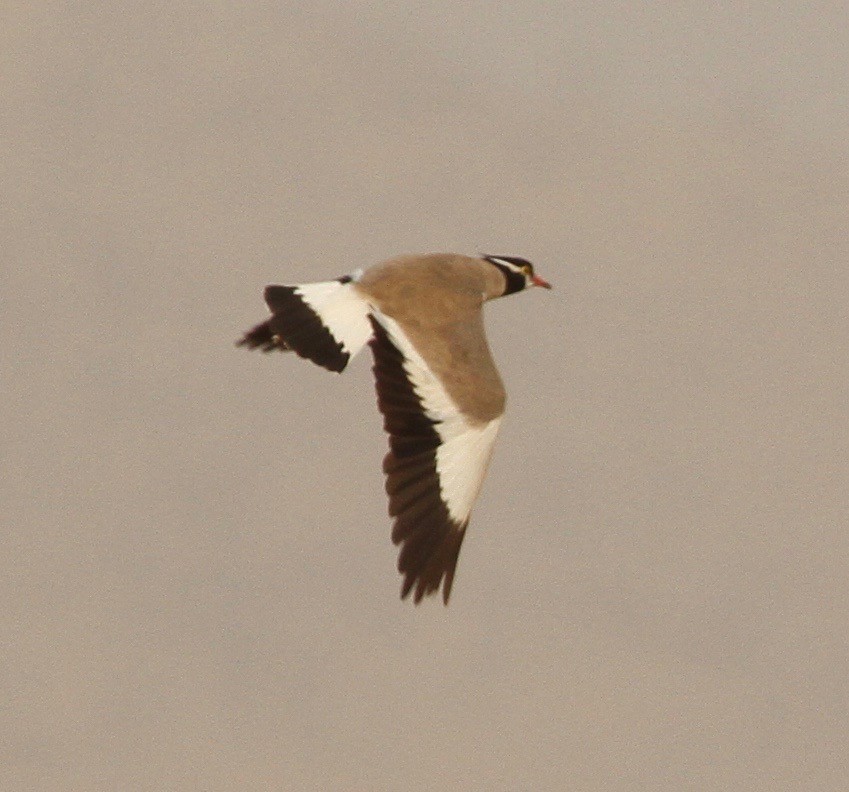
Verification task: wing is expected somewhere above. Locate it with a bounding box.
[237,276,371,373]
[369,313,503,604]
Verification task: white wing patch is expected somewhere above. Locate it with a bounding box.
[295,278,372,359]
[374,311,503,525]
[435,415,502,524]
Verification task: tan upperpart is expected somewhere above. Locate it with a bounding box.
[354,254,510,422]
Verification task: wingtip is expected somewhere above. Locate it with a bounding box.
[396,524,466,606]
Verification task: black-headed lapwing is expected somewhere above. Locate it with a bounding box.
[238,253,551,604]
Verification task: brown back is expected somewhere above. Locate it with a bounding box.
[355,254,507,422]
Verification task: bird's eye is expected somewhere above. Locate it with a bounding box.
[521,264,532,276]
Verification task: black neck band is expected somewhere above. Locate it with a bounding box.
[487,259,526,296]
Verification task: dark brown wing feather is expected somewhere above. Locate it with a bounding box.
[236,286,349,372]
[369,317,467,604]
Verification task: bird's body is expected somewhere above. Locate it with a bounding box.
[359,255,509,421]
[238,253,550,603]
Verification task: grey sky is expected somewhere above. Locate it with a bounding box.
[3,4,848,790]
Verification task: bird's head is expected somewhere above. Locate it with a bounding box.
[483,255,552,296]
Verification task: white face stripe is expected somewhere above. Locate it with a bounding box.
[294,280,373,358]
[373,311,503,524]
[486,256,525,274]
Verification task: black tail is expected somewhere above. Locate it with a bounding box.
[236,319,291,353]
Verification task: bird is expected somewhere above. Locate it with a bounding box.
[237,253,551,604]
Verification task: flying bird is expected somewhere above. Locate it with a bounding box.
[238,253,551,603]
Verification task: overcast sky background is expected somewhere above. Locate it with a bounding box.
[3,3,848,790]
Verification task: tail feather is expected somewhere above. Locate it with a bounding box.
[236,319,291,353]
